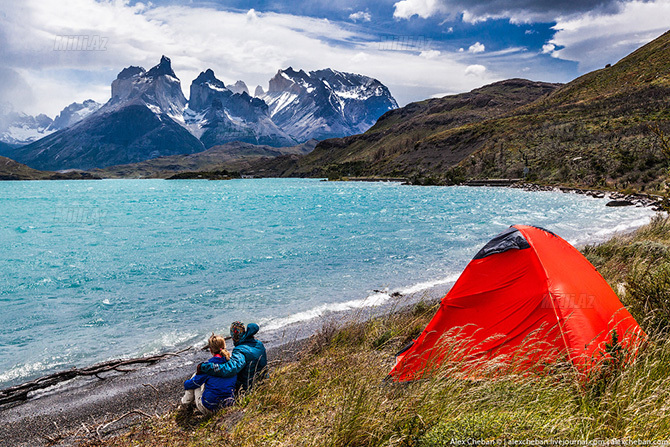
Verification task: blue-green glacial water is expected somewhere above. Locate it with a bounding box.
[0,179,655,387]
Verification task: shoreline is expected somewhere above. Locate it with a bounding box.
[509,182,665,210]
[0,283,449,447]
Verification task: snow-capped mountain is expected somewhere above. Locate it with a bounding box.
[0,104,54,145]
[227,80,250,96]
[6,56,397,171]
[11,56,204,170]
[0,99,102,149]
[108,56,187,122]
[259,67,398,141]
[185,69,294,148]
[49,99,102,131]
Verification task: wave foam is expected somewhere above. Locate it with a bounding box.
[261,273,459,333]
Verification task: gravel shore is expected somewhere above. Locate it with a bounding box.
[0,285,448,446]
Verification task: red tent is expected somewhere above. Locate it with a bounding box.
[390,225,644,381]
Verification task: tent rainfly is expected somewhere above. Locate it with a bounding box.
[389,225,644,381]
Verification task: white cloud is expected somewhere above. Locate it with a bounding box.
[351,52,369,62]
[548,0,670,71]
[0,0,501,115]
[541,43,556,54]
[390,0,669,81]
[349,11,371,22]
[393,0,650,24]
[247,9,259,22]
[420,50,441,59]
[465,64,487,76]
[393,0,443,19]
[468,42,485,53]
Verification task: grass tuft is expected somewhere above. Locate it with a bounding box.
[87,218,670,446]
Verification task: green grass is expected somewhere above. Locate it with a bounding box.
[87,217,670,446]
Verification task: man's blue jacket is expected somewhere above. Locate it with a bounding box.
[200,323,268,391]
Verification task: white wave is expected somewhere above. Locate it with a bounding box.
[138,330,200,356]
[260,273,459,333]
[566,213,655,246]
[398,273,460,295]
[260,293,391,332]
[593,216,655,238]
[0,358,70,384]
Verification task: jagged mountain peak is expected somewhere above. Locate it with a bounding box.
[146,55,177,79]
[49,99,102,131]
[0,108,54,145]
[228,80,250,96]
[186,69,294,148]
[261,66,398,141]
[193,69,227,89]
[116,66,145,80]
[110,55,187,119]
[268,67,313,93]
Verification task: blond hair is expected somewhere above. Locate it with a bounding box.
[208,334,231,360]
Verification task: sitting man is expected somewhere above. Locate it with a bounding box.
[199,321,268,392]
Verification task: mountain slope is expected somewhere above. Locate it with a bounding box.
[0,155,51,179]
[258,30,670,189]
[253,78,560,178]
[94,139,317,178]
[260,67,397,141]
[0,156,100,180]
[48,100,102,131]
[11,56,204,170]
[426,29,670,188]
[185,69,294,148]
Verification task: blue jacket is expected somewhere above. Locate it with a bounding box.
[184,355,236,411]
[200,323,268,391]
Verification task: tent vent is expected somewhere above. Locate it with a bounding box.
[473,227,530,259]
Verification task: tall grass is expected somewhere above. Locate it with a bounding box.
[91,216,670,446]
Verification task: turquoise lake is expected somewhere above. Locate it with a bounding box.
[0,179,655,387]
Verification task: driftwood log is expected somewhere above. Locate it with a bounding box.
[0,348,190,406]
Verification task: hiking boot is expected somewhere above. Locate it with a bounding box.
[175,402,195,424]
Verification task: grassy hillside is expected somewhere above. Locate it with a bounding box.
[94,140,317,179]
[0,155,50,180]
[0,155,100,180]
[249,30,670,190]
[444,30,670,190]
[247,79,560,180]
[86,217,670,447]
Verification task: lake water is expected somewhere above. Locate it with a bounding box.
[0,179,655,387]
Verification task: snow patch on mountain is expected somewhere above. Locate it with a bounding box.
[0,105,54,145]
[185,69,295,148]
[259,67,398,141]
[49,99,102,131]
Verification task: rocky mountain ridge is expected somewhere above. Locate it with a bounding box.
[1,56,396,170]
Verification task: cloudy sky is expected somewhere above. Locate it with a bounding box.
[0,0,668,116]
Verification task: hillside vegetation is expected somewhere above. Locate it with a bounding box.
[85,216,670,447]
[249,30,670,191]
[0,156,98,180]
[93,140,317,179]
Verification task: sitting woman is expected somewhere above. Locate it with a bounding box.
[181,334,236,415]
